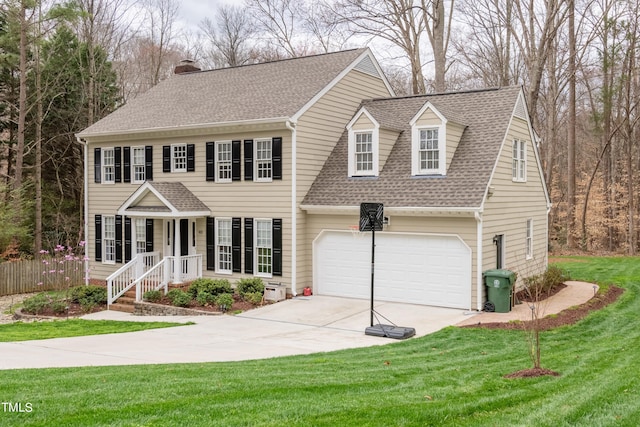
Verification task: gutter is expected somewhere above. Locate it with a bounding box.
[286,120,298,297]
[76,136,90,286]
[474,211,483,311]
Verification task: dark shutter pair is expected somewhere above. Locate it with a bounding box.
[94,147,124,183]
[206,217,241,272]
[244,218,282,276]
[124,218,154,262]
[206,141,241,181]
[243,138,282,181]
[163,144,195,172]
[123,146,154,183]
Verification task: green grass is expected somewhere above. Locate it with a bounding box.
[0,256,638,426]
[0,319,190,342]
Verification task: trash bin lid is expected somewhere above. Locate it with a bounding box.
[483,269,516,280]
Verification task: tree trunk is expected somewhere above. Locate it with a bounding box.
[567,0,576,248]
[14,1,28,192]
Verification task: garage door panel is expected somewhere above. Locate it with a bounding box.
[314,231,471,309]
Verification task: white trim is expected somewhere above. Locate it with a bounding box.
[102,215,116,265]
[475,212,483,311]
[117,182,211,217]
[347,108,380,177]
[254,218,273,278]
[79,137,89,285]
[409,102,447,176]
[286,120,297,296]
[512,139,527,182]
[526,218,533,260]
[215,140,233,183]
[300,205,481,217]
[254,137,273,182]
[101,147,115,184]
[215,217,233,274]
[170,143,187,173]
[131,146,146,184]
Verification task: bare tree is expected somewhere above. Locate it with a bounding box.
[200,4,255,68]
[246,0,307,58]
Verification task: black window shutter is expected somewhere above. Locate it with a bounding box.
[187,144,195,172]
[145,146,153,181]
[163,146,170,172]
[244,218,253,274]
[124,217,132,262]
[114,147,122,183]
[95,215,102,261]
[244,140,253,181]
[232,140,241,181]
[94,148,101,183]
[273,137,282,180]
[206,217,215,271]
[206,142,215,181]
[123,147,131,183]
[115,215,123,263]
[273,218,282,276]
[232,217,241,272]
[145,219,154,252]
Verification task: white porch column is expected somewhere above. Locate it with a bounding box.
[173,219,182,284]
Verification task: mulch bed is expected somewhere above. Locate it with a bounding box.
[150,293,263,314]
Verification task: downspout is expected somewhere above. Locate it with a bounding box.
[286,120,297,296]
[77,137,90,286]
[475,211,483,311]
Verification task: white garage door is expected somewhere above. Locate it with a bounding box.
[314,231,471,309]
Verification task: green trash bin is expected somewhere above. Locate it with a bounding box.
[484,269,516,313]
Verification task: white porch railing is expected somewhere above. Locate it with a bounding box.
[107,252,160,305]
[106,253,203,307]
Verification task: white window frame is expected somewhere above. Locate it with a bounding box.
[254,138,273,182]
[215,218,233,274]
[216,141,232,183]
[132,146,145,183]
[411,125,445,175]
[255,218,273,277]
[418,128,440,173]
[526,219,533,259]
[103,215,116,264]
[512,139,527,182]
[354,132,374,175]
[102,148,115,184]
[134,218,146,256]
[347,109,379,178]
[171,143,187,173]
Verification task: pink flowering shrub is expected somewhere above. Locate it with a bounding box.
[38,241,89,288]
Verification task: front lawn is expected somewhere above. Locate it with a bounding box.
[0,256,638,426]
[0,319,190,342]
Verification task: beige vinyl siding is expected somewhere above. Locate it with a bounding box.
[483,115,548,286]
[379,128,398,172]
[445,122,465,171]
[352,113,374,130]
[414,108,441,126]
[305,213,480,308]
[294,69,392,291]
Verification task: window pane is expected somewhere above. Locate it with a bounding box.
[133,147,145,182]
[104,216,115,262]
[217,142,232,181]
[256,139,272,180]
[419,129,439,171]
[103,149,115,182]
[216,219,232,272]
[255,220,272,275]
[355,133,373,172]
[172,144,187,171]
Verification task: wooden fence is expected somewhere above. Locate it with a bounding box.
[0,259,86,296]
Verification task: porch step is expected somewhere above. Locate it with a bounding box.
[109,303,135,313]
[117,296,136,305]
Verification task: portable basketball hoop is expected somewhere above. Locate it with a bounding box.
[359,202,415,340]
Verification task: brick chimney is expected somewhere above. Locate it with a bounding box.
[174,59,201,74]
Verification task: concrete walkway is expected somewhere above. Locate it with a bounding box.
[0,283,597,370]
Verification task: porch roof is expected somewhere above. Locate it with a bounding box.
[117,181,211,218]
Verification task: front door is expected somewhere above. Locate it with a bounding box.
[180,219,189,256]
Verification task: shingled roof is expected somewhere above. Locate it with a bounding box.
[79,48,369,137]
[302,86,524,210]
[118,181,210,216]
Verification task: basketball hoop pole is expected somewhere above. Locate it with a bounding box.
[369,211,376,327]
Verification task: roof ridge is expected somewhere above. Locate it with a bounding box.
[366,85,521,103]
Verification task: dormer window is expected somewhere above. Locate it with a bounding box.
[410,102,447,176]
[347,108,379,177]
[418,128,439,172]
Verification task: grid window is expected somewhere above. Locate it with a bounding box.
[256,219,272,275]
[355,132,373,174]
[256,139,272,181]
[135,218,146,255]
[526,219,533,259]
[513,140,526,181]
[419,129,439,172]
[216,219,232,273]
[132,147,145,182]
[172,144,187,172]
[217,142,232,182]
[103,148,115,183]
[103,215,116,263]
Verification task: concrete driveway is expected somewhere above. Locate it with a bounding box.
[0,296,474,370]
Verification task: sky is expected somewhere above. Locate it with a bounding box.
[176,0,234,30]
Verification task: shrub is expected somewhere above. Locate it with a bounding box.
[70,285,107,305]
[188,278,232,299]
[196,291,216,306]
[143,290,162,303]
[22,293,50,314]
[523,266,571,297]
[166,288,184,302]
[51,299,68,314]
[168,289,191,308]
[215,293,234,311]
[236,278,264,297]
[244,292,264,305]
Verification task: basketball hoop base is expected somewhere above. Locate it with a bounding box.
[365,324,416,340]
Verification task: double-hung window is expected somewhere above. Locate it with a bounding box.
[172,144,187,172]
[526,219,533,259]
[217,141,232,182]
[135,218,146,255]
[103,215,116,263]
[513,139,526,182]
[355,132,373,174]
[255,219,272,276]
[255,138,272,181]
[419,128,439,172]
[103,148,115,183]
[132,147,146,182]
[216,218,232,273]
